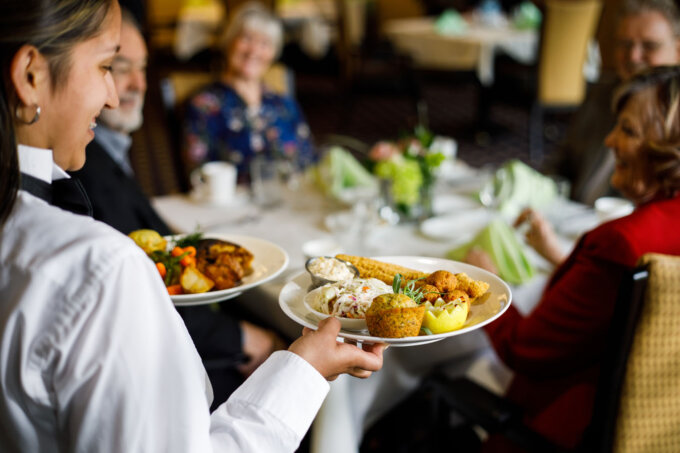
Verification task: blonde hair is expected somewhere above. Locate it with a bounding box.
[218,2,283,60]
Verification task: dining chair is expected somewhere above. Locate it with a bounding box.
[146,0,185,52]
[529,0,602,164]
[425,252,680,452]
[333,0,422,130]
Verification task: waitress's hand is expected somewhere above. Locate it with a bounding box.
[289,318,386,381]
[514,208,565,266]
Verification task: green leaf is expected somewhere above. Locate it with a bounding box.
[420,326,433,336]
[174,232,203,248]
[392,273,403,294]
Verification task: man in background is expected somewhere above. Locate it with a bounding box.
[70,8,284,409]
[548,0,680,205]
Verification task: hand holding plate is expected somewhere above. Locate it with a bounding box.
[289,318,387,381]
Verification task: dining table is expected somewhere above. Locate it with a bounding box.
[152,161,601,453]
[383,15,538,87]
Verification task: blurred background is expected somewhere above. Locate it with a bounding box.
[123,0,619,197]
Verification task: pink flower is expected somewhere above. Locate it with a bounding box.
[398,138,424,157]
[191,93,220,114]
[187,135,208,163]
[283,142,297,157]
[369,141,401,161]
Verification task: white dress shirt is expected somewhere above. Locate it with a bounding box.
[0,145,329,452]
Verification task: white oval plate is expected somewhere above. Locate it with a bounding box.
[168,234,289,306]
[303,287,369,331]
[279,256,512,347]
[420,209,493,241]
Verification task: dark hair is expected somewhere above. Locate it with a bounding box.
[618,0,680,37]
[613,65,680,201]
[121,6,143,35]
[0,0,113,225]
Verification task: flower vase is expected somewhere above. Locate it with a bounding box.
[378,178,434,224]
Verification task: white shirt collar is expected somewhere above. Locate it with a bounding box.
[17,144,70,183]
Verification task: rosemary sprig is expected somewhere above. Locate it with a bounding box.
[392,273,432,305]
[173,231,203,249]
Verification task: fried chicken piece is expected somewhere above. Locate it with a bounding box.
[425,270,458,294]
[416,283,441,303]
[200,254,244,290]
[455,273,490,298]
[195,238,255,290]
[443,289,470,306]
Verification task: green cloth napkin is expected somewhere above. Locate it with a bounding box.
[512,1,542,30]
[435,9,468,35]
[480,159,558,219]
[447,218,535,285]
[314,146,376,199]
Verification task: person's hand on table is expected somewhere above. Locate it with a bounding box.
[289,317,387,381]
[238,321,288,377]
[514,208,565,266]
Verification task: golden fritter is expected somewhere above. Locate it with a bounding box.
[444,289,470,306]
[417,283,441,303]
[455,273,490,298]
[425,270,458,294]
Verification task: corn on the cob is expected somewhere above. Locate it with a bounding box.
[336,254,428,286]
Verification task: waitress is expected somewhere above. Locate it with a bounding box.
[0,1,385,451]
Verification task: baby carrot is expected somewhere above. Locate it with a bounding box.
[180,255,196,267]
[167,284,183,295]
[156,262,167,278]
[171,246,184,257]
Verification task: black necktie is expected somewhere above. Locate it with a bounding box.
[20,173,93,217]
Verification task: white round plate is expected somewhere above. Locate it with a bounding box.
[279,256,512,347]
[168,234,289,306]
[303,287,369,331]
[420,209,493,241]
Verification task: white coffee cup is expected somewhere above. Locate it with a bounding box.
[594,196,634,223]
[191,162,237,205]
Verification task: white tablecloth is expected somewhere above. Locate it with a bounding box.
[152,171,599,453]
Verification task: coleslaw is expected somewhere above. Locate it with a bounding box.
[310,278,392,319]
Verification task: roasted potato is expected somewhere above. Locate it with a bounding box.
[128,229,167,254]
[180,266,215,294]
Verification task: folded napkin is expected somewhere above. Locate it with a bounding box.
[435,9,468,35]
[447,218,535,285]
[481,159,558,219]
[512,1,542,30]
[314,146,377,200]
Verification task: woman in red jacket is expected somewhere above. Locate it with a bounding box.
[470,65,680,451]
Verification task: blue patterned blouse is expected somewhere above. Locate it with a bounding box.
[183,82,316,181]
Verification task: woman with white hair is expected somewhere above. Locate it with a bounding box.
[184,2,316,182]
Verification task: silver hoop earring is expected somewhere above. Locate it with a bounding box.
[27,106,41,125]
[15,104,41,125]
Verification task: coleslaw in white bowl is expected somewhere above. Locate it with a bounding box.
[303,278,392,331]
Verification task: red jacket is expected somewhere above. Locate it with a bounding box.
[484,194,680,450]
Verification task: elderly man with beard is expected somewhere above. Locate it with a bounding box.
[70,8,285,409]
[547,0,680,205]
